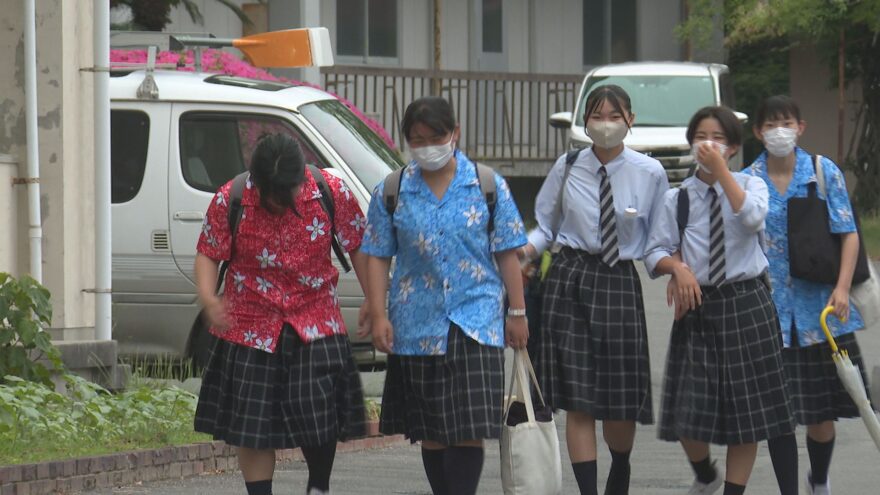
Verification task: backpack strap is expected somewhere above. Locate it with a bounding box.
[216,171,250,294]
[676,187,689,242]
[548,148,582,252]
[309,165,353,273]
[474,163,497,234]
[814,154,827,197]
[383,168,405,215]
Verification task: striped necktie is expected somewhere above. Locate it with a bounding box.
[708,188,726,286]
[599,166,619,267]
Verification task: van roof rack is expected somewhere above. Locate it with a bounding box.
[110,28,334,100]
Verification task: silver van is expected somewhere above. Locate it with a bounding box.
[110,69,402,367]
[550,62,747,183]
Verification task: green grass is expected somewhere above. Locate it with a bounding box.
[861,214,880,259]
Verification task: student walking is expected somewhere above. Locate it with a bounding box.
[360,97,529,495]
[193,134,370,495]
[744,95,871,495]
[521,85,668,495]
[646,106,795,495]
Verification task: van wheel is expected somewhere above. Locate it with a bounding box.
[189,319,218,371]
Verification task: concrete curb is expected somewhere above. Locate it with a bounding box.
[0,430,407,495]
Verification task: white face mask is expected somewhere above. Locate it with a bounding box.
[762,127,798,157]
[411,136,455,172]
[691,140,728,174]
[585,120,628,149]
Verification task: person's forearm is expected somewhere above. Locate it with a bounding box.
[836,232,859,291]
[496,249,526,310]
[194,253,220,304]
[366,256,392,317]
[655,255,688,278]
[717,169,746,213]
[349,249,370,295]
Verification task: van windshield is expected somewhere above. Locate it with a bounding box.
[300,100,404,191]
[575,75,716,127]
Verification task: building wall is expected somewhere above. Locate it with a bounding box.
[789,44,862,165]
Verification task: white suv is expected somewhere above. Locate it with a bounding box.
[550,62,747,183]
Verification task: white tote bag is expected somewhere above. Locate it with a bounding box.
[500,349,562,495]
[851,260,880,327]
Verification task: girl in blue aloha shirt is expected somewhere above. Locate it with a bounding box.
[743,95,871,495]
[360,96,529,495]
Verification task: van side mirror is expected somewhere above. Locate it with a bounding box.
[549,111,573,129]
[734,111,749,124]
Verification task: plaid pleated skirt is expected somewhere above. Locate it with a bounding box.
[783,331,869,425]
[194,326,366,450]
[658,278,796,445]
[536,247,653,424]
[379,324,504,445]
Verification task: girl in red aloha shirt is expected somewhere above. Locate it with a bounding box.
[193,134,370,495]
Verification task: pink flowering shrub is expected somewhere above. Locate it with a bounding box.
[110,48,396,149]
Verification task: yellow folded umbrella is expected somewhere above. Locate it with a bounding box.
[820,305,880,452]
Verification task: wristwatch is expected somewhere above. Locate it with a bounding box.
[507,308,527,318]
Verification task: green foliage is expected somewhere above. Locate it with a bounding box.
[0,273,63,385]
[364,397,381,421]
[728,40,791,164]
[0,373,208,465]
[679,0,880,212]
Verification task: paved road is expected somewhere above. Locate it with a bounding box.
[96,265,880,494]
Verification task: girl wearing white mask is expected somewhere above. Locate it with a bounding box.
[647,106,795,495]
[743,95,870,495]
[360,97,529,495]
[521,85,669,495]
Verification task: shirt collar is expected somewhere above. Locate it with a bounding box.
[584,147,627,177]
[240,169,321,207]
[685,174,724,200]
[400,149,476,194]
[751,147,815,187]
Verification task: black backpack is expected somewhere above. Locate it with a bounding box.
[215,165,351,293]
[382,162,498,232]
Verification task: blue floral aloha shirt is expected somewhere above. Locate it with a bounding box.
[361,150,528,355]
[743,147,863,347]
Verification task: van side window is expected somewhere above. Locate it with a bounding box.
[179,113,326,193]
[111,110,150,203]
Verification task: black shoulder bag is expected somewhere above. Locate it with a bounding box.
[787,154,869,285]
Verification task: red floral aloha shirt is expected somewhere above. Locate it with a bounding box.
[197,169,365,353]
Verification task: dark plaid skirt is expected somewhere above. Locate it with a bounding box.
[194,326,365,449]
[658,278,796,445]
[783,331,869,425]
[536,248,653,424]
[380,324,504,445]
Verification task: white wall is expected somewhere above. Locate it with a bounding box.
[637,0,684,62]
[165,0,247,38]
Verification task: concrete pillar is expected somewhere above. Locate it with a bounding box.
[0,155,18,276]
[0,0,96,339]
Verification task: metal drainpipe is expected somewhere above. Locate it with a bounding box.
[23,0,42,283]
[94,0,112,341]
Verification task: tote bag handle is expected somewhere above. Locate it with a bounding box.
[503,349,548,425]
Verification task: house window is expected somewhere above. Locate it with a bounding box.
[337,0,398,60]
[583,0,636,66]
[482,0,503,53]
